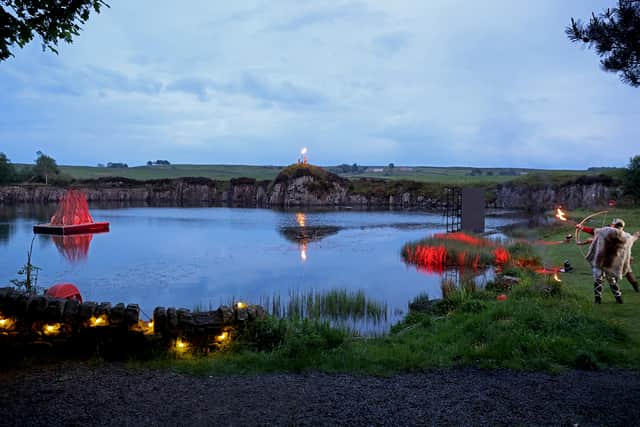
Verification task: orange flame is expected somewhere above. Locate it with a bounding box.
[553,273,562,282]
[555,208,567,221]
[296,212,306,227]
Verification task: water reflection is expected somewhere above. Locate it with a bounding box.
[280,212,342,262]
[50,234,94,263]
[0,223,14,244]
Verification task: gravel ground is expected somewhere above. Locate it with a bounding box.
[1,363,639,426]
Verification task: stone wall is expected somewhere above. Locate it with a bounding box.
[0,287,265,357]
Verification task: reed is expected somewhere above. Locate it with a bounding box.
[260,288,388,324]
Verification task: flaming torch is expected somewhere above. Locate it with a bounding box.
[555,207,567,222]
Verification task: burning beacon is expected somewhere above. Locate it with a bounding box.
[299,148,308,165]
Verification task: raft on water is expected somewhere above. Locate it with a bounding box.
[33,189,110,235]
[33,222,110,235]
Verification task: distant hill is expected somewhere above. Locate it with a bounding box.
[8,163,621,186]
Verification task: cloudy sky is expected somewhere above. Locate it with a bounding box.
[1,0,638,169]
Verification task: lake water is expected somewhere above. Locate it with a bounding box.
[0,204,523,333]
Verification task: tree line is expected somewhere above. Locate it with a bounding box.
[0,152,62,185]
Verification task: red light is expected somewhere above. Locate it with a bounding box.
[50,190,94,225]
[494,248,510,265]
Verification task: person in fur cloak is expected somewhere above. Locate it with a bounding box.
[577,220,639,292]
[577,218,639,304]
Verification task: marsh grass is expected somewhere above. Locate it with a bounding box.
[261,288,388,324]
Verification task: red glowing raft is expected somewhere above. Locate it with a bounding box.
[33,190,110,235]
[33,222,109,235]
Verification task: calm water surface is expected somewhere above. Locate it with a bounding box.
[0,204,522,333]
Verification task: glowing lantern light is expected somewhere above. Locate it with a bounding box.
[0,316,14,330]
[555,208,567,221]
[175,338,188,352]
[43,323,62,336]
[89,315,108,327]
[135,320,155,335]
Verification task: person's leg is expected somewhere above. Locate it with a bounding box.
[626,271,639,292]
[607,274,623,304]
[593,268,604,304]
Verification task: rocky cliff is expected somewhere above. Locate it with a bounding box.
[494,175,621,211]
[0,171,622,210]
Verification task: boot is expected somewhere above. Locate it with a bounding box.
[616,295,624,304]
[626,272,639,292]
[594,295,602,304]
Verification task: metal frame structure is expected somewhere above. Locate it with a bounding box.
[443,187,462,233]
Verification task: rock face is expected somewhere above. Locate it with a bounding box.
[268,176,349,206]
[0,172,622,209]
[494,180,620,211]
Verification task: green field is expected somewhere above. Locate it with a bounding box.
[48,163,622,185]
[56,164,284,181]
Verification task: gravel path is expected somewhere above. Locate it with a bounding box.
[1,363,639,426]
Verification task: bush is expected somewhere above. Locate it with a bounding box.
[623,155,640,201]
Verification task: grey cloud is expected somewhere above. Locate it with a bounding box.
[1,63,163,98]
[371,31,409,57]
[269,2,379,32]
[87,66,163,95]
[165,77,214,102]
[231,73,326,107]
[165,73,326,107]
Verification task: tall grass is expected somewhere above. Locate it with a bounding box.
[261,288,387,324]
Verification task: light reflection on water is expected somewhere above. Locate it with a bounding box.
[0,204,523,334]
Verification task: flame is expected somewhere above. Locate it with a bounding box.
[300,242,307,261]
[296,212,306,227]
[555,208,567,221]
[43,323,62,336]
[89,315,108,327]
[216,331,229,343]
[236,301,247,309]
[301,147,307,155]
[553,273,562,282]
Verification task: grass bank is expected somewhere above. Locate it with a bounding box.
[135,207,640,375]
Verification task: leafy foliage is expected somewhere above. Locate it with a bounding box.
[566,1,640,86]
[0,0,108,61]
[33,152,59,184]
[623,155,640,200]
[0,152,15,184]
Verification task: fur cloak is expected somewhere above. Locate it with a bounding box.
[585,227,639,279]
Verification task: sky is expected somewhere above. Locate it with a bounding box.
[1,0,638,169]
